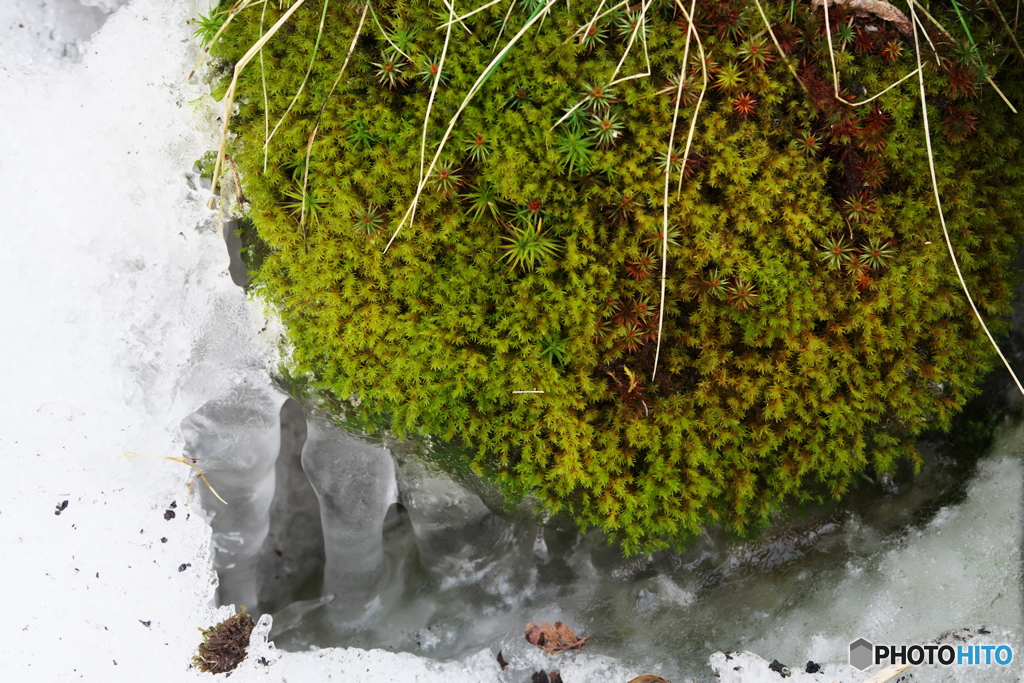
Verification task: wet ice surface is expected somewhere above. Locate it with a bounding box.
[258,401,1022,682]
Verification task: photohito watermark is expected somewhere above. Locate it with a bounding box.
[849,638,1013,671]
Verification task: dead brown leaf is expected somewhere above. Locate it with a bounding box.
[626,676,672,683]
[811,0,912,37]
[524,621,590,655]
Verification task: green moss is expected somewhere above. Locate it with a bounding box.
[210,0,1024,553]
[192,607,255,673]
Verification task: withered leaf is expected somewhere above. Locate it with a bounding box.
[523,621,590,655]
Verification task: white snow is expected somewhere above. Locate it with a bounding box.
[0,1,1020,682]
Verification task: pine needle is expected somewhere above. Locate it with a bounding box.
[909,0,1024,398]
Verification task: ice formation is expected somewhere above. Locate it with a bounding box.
[301,413,398,615]
[181,378,290,610]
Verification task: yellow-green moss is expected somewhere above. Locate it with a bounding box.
[211,0,1024,552]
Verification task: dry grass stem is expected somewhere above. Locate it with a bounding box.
[264,0,331,154]
[752,0,808,93]
[368,3,412,59]
[298,3,369,247]
[259,0,270,173]
[209,0,307,221]
[910,0,1024,398]
[823,0,841,98]
[439,0,504,29]
[570,0,629,38]
[492,0,517,53]
[124,452,230,506]
[413,2,455,229]
[187,0,263,83]
[438,0,474,35]
[576,0,608,44]
[652,0,704,382]
[908,0,1017,111]
[607,0,653,87]
[984,0,1024,63]
[384,0,562,254]
[846,67,921,106]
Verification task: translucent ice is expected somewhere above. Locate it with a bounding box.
[301,414,398,616]
[391,444,521,583]
[180,377,289,611]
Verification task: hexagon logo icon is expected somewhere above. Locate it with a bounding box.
[850,638,874,671]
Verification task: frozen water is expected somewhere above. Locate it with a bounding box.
[181,377,290,611]
[262,412,1023,682]
[392,443,521,582]
[301,413,399,617]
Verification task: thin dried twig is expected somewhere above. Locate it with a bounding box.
[909,0,1024,399]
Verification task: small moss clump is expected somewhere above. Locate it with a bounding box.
[210,0,1024,553]
[192,607,256,674]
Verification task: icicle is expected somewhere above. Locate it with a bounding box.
[180,376,290,611]
[301,414,398,614]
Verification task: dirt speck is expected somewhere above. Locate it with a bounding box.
[164,509,175,521]
[54,500,69,515]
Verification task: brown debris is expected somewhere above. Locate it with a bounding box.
[811,0,912,37]
[626,676,672,683]
[524,621,590,655]
[192,607,256,674]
